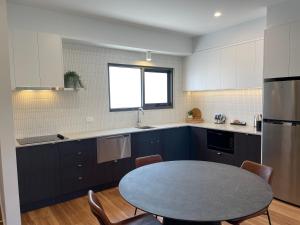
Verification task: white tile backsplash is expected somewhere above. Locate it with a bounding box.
[12,43,262,138]
[12,43,191,138]
[190,89,262,125]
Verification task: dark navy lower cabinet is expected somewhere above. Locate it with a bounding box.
[234,133,261,166]
[16,128,261,212]
[161,127,190,161]
[190,127,207,160]
[131,131,163,158]
[58,139,97,194]
[16,144,60,212]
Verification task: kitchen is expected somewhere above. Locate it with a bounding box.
[0,0,300,225]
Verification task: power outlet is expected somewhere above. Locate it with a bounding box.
[86,116,94,123]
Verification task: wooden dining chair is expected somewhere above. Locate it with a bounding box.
[88,190,162,225]
[134,154,163,216]
[227,160,273,225]
[135,154,163,168]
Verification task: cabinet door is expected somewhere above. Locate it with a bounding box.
[220,46,237,89]
[8,32,16,89]
[290,21,300,76]
[11,30,40,87]
[190,127,207,160]
[38,33,64,88]
[202,49,221,90]
[234,133,261,166]
[16,144,60,206]
[183,53,206,91]
[162,127,190,161]
[254,39,264,87]
[236,42,257,88]
[131,131,163,158]
[264,24,290,79]
[112,158,134,182]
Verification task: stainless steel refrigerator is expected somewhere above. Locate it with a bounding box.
[263,78,300,206]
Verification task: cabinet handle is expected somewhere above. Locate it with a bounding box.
[77,163,83,168]
[114,160,118,163]
[77,151,82,155]
[78,176,83,181]
[217,152,222,156]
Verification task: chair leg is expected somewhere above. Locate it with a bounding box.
[266,209,272,225]
[134,207,137,215]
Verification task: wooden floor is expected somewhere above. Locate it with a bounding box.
[21,188,300,225]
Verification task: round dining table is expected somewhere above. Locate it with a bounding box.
[119,161,273,225]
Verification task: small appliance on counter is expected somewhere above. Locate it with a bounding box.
[214,113,226,124]
[230,120,247,126]
[254,114,262,131]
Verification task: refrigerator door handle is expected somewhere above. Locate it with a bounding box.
[264,120,300,126]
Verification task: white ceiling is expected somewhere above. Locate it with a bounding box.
[9,0,287,36]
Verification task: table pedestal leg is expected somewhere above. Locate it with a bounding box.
[163,218,221,225]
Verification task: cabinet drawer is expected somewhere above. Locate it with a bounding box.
[61,167,92,194]
[205,149,235,166]
[61,174,89,194]
[61,154,89,167]
[59,139,96,165]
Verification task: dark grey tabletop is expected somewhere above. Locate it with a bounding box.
[119,161,273,223]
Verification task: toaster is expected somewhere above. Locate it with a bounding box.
[214,113,226,124]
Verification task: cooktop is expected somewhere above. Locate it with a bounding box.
[17,134,67,145]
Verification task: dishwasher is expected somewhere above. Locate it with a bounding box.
[97,134,131,164]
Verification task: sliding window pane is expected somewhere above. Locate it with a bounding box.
[144,71,168,104]
[109,66,141,110]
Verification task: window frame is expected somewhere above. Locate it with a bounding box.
[108,63,173,112]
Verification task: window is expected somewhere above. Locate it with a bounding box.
[108,64,173,111]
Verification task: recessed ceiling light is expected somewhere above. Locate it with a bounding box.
[214,11,222,18]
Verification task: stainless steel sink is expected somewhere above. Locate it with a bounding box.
[136,126,155,129]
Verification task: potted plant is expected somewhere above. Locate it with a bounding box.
[187,110,193,119]
[64,71,84,90]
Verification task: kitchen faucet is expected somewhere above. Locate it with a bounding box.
[137,107,144,128]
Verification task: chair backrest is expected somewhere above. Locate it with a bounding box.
[241,160,273,184]
[135,154,163,168]
[88,190,112,225]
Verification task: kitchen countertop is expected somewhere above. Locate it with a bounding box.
[16,122,261,148]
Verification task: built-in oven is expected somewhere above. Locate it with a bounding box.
[207,129,234,154]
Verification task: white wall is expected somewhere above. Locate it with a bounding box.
[267,0,300,28]
[193,18,266,52]
[7,2,193,56]
[0,0,21,224]
[13,43,192,138]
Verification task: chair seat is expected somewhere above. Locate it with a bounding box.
[117,214,161,225]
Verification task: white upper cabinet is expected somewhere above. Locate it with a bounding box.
[10,30,64,89]
[11,30,40,88]
[264,24,290,79]
[183,39,264,91]
[255,40,264,86]
[8,33,16,89]
[220,46,236,89]
[183,49,220,91]
[264,20,300,79]
[204,49,221,90]
[38,33,64,88]
[289,21,300,76]
[183,52,205,91]
[236,42,258,88]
